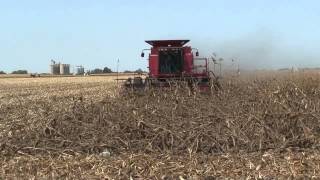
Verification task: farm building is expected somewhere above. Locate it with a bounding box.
[50,60,70,75]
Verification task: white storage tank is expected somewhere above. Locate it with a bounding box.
[76,66,85,75]
[60,64,70,75]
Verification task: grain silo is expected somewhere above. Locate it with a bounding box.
[50,60,70,75]
[50,60,60,75]
[75,66,85,75]
[60,64,70,75]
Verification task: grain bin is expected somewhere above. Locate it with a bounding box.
[50,64,60,75]
[60,64,70,75]
[75,66,85,75]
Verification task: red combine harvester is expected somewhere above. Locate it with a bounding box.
[124,40,219,91]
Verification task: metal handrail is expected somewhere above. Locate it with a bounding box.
[193,58,209,74]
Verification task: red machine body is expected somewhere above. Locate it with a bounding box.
[145,40,209,81]
[123,40,217,90]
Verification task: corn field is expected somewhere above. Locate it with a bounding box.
[1,73,320,179]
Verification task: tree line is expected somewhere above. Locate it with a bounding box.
[0,67,145,75]
[0,70,28,74]
[89,67,145,74]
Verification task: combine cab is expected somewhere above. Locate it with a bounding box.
[123,40,220,91]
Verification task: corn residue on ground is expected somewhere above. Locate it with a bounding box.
[1,73,320,179]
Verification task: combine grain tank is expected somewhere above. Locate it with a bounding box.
[122,40,220,91]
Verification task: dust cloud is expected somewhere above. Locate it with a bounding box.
[193,29,319,72]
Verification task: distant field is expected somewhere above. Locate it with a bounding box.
[1,72,320,178]
[0,73,138,78]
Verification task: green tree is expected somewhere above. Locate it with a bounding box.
[12,70,28,74]
[0,71,6,74]
[134,68,144,74]
[103,67,113,73]
[90,68,103,74]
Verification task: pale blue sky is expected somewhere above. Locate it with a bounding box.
[0,0,319,73]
